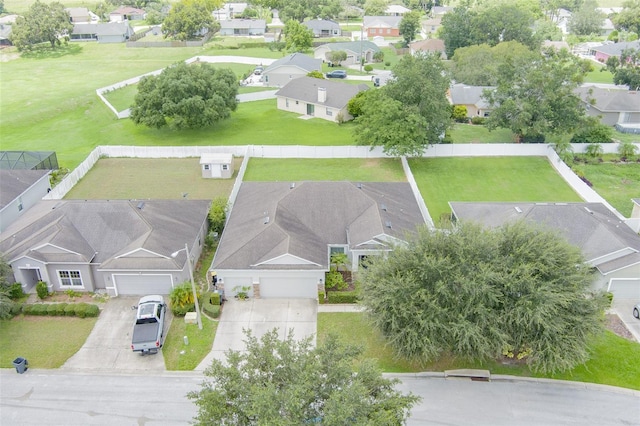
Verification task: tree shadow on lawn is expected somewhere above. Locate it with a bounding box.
[20,43,83,60]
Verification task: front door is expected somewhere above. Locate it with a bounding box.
[307,103,315,116]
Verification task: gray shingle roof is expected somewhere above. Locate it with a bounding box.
[274,76,368,109]
[449,84,493,108]
[592,40,640,56]
[264,53,321,73]
[576,86,640,113]
[316,41,380,54]
[72,22,132,36]
[220,19,266,29]
[449,202,640,274]
[303,19,340,31]
[213,182,425,271]
[0,170,50,209]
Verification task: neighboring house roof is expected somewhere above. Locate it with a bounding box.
[385,4,410,15]
[431,6,453,15]
[0,24,12,41]
[0,14,19,25]
[110,6,146,15]
[72,22,133,36]
[316,40,380,54]
[543,40,569,50]
[0,199,211,271]
[0,170,50,210]
[220,19,266,29]
[215,2,248,15]
[422,17,442,27]
[592,40,640,57]
[410,39,446,58]
[212,182,425,271]
[449,83,493,109]
[66,7,90,19]
[274,76,368,110]
[264,53,321,73]
[363,15,402,29]
[449,202,640,275]
[303,19,340,31]
[576,86,640,113]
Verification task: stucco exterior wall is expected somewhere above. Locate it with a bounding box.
[0,172,50,232]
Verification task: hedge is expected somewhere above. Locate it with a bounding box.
[318,292,326,304]
[21,303,100,318]
[326,291,359,304]
[202,292,221,319]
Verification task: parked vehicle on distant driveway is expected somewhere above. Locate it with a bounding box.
[326,70,347,79]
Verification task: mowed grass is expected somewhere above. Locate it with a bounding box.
[0,316,97,368]
[584,66,615,84]
[243,158,406,181]
[64,158,241,200]
[577,162,640,217]
[409,157,582,221]
[318,313,640,390]
[163,316,218,370]
[450,124,515,143]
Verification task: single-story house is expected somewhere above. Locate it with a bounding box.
[210,181,425,298]
[109,6,146,22]
[542,40,570,51]
[219,19,266,36]
[274,76,368,122]
[431,6,453,16]
[448,83,493,117]
[385,4,410,16]
[449,202,640,294]
[363,16,402,38]
[0,14,18,25]
[421,17,442,36]
[314,41,380,65]
[0,170,51,233]
[66,7,91,23]
[0,24,12,46]
[70,22,135,43]
[200,153,233,179]
[214,2,248,21]
[575,86,640,132]
[591,40,640,63]
[0,199,211,296]
[303,19,341,38]
[262,53,322,87]
[410,38,446,59]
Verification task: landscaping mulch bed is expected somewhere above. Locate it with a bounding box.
[606,314,635,341]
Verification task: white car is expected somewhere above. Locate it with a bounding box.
[634,303,640,319]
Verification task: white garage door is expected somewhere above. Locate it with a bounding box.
[114,274,173,296]
[260,277,317,299]
[608,279,640,299]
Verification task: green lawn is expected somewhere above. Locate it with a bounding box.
[584,65,615,85]
[318,313,640,390]
[243,158,406,181]
[408,157,582,222]
[163,315,218,370]
[0,316,97,368]
[450,124,516,143]
[574,162,640,217]
[103,84,138,112]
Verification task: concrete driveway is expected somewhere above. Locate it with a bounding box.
[612,298,640,342]
[196,298,317,370]
[61,297,167,373]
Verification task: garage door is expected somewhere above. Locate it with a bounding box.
[113,274,173,296]
[608,279,640,299]
[260,277,317,299]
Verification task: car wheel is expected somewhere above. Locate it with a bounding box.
[634,308,639,319]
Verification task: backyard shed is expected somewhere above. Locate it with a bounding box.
[200,153,233,178]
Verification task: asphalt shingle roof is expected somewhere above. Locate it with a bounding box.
[274,76,368,109]
[0,170,50,209]
[264,53,321,73]
[576,86,640,113]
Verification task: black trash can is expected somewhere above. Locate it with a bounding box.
[12,357,28,374]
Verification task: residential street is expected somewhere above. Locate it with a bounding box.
[2,370,639,425]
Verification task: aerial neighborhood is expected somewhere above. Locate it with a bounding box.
[1,0,640,424]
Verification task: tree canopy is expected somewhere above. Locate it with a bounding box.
[353,53,451,156]
[284,19,313,52]
[613,0,640,35]
[188,329,419,425]
[360,221,607,374]
[399,10,422,47]
[162,0,219,41]
[483,48,590,141]
[568,0,604,35]
[130,62,238,130]
[605,48,640,90]
[10,1,73,50]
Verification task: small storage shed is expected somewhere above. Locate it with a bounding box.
[200,153,233,179]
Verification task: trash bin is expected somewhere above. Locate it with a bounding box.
[12,357,28,374]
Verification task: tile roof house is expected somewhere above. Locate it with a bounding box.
[219,19,266,36]
[70,22,135,43]
[0,199,211,296]
[363,16,402,38]
[410,38,446,59]
[274,76,368,122]
[303,19,341,37]
[448,83,494,117]
[575,86,640,133]
[314,41,380,65]
[449,202,640,292]
[211,182,426,298]
[0,170,51,232]
[262,53,322,87]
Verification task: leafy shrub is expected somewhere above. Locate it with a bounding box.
[521,133,546,144]
[29,304,48,316]
[36,281,49,300]
[570,122,612,144]
[209,197,228,236]
[7,283,25,300]
[471,116,486,125]
[84,304,100,317]
[47,304,60,316]
[269,41,286,51]
[55,303,68,316]
[201,292,221,319]
[606,292,614,307]
[439,131,453,144]
[618,141,638,160]
[327,291,358,304]
[385,61,391,67]
[364,64,373,72]
[210,292,221,306]
[9,302,23,316]
[318,291,326,304]
[373,51,384,62]
[451,105,468,123]
[325,270,347,291]
[170,282,197,315]
[74,303,88,318]
[172,303,195,316]
[585,143,604,158]
[65,289,82,299]
[64,304,76,316]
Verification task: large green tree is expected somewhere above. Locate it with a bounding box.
[364,0,389,16]
[360,221,607,374]
[483,48,590,141]
[613,0,640,35]
[440,6,478,58]
[569,0,604,35]
[472,4,537,49]
[10,1,72,50]
[130,62,238,129]
[162,0,219,41]
[284,19,313,52]
[605,48,640,90]
[399,10,422,47]
[188,329,419,425]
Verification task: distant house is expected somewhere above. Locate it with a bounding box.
[431,6,453,16]
[590,40,640,63]
[303,19,341,38]
[410,38,446,58]
[449,202,640,293]
[219,19,266,36]
[575,86,640,133]
[66,7,91,23]
[422,17,442,37]
[314,41,380,65]
[262,53,322,87]
[0,170,51,233]
[448,83,493,118]
[71,22,134,43]
[542,40,570,51]
[0,24,12,46]
[385,4,410,16]
[109,6,146,22]
[200,153,233,179]
[0,199,211,296]
[274,76,368,122]
[363,16,402,38]
[214,2,248,20]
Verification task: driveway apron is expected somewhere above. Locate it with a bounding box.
[196,298,317,370]
[61,297,167,373]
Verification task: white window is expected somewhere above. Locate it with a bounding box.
[286,99,289,107]
[222,164,229,170]
[58,270,83,287]
[204,164,210,170]
[326,108,332,116]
